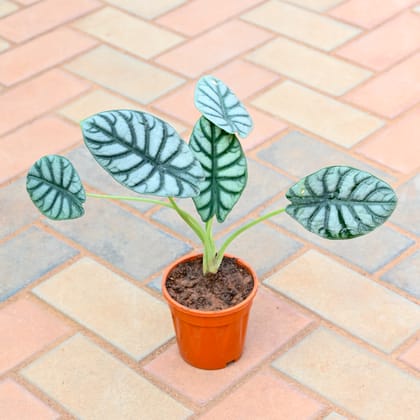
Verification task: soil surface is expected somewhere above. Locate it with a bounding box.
[165,256,254,311]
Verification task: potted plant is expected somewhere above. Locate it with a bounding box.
[26,76,397,369]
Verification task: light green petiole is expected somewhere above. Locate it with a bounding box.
[86,192,286,275]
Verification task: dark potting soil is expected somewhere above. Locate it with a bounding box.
[165,256,254,311]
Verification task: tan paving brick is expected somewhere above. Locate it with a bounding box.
[0,0,101,43]
[329,0,418,29]
[0,379,59,420]
[252,81,383,147]
[248,37,371,96]
[0,69,89,136]
[324,413,348,420]
[265,250,420,353]
[336,12,420,71]
[21,334,192,420]
[200,369,325,419]
[273,327,420,420]
[74,7,183,59]
[0,27,97,86]
[242,0,360,51]
[33,258,174,360]
[399,339,420,371]
[0,37,8,52]
[156,20,272,77]
[0,1,18,18]
[58,89,186,134]
[355,105,420,174]
[104,0,187,19]
[285,0,345,11]
[345,52,420,118]
[0,299,72,374]
[144,288,312,404]
[0,116,81,183]
[65,45,184,104]
[157,0,265,36]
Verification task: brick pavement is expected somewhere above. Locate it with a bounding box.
[0,1,419,419]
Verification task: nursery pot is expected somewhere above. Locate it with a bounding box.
[162,253,258,370]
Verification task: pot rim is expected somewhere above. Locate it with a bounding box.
[161,253,258,318]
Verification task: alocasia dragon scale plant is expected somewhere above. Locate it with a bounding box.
[26,76,397,274]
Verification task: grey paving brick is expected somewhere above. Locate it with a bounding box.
[0,227,78,301]
[382,250,420,298]
[44,199,191,281]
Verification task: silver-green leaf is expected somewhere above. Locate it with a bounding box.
[190,117,247,222]
[194,75,253,138]
[285,166,397,240]
[81,110,204,198]
[26,155,86,220]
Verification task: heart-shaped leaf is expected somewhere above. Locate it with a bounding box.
[286,166,397,240]
[26,155,86,220]
[194,75,253,138]
[81,110,204,198]
[190,117,247,222]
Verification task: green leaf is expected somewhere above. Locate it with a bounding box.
[26,155,86,220]
[190,117,247,223]
[194,75,253,138]
[81,110,204,198]
[285,166,397,240]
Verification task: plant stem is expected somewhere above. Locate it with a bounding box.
[86,192,173,209]
[215,207,286,268]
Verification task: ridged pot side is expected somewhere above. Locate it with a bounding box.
[162,254,258,370]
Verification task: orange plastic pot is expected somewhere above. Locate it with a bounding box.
[162,253,258,370]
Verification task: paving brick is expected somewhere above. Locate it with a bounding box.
[265,250,420,352]
[0,69,90,136]
[355,105,420,174]
[345,52,420,118]
[336,13,420,71]
[324,413,348,420]
[0,0,101,43]
[0,28,97,86]
[103,0,187,19]
[0,38,8,52]
[0,1,18,18]
[44,199,190,281]
[144,288,312,404]
[268,200,414,274]
[0,227,78,302]
[74,7,183,59]
[242,0,360,51]
[152,159,291,241]
[252,81,384,148]
[33,258,174,360]
[65,45,184,104]
[157,0,264,36]
[21,334,192,419]
[200,369,325,419]
[391,174,420,235]
[0,179,39,239]
[0,299,72,374]
[248,37,371,96]
[273,327,420,420]
[243,107,287,151]
[257,131,394,183]
[329,0,418,29]
[382,251,420,299]
[0,379,59,420]
[285,0,345,11]
[0,116,82,184]
[219,223,303,279]
[399,339,420,371]
[64,146,162,213]
[156,20,272,78]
